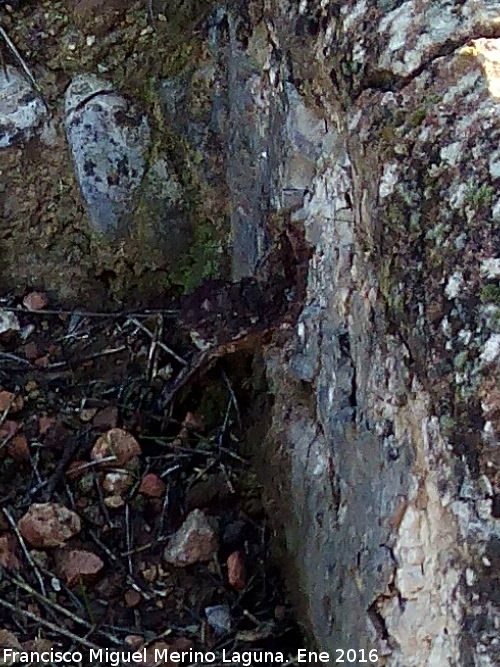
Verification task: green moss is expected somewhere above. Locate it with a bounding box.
[171,221,223,293]
[198,380,228,427]
[379,256,405,318]
[480,283,500,304]
[439,414,455,437]
[488,308,500,332]
[379,125,398,144]
[464,182,495,210]
[409,107,427,127]
[386,202,406,229]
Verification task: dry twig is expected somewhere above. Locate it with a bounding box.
[0,24,45,103]
[0,597,101,650]
[8,575,122,646]
[2,507,47,598]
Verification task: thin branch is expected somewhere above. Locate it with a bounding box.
[0,306,178,318]
[8,575,122,646]
[2,507,47,598]
[124,503,133,575]
[221,369,242,428]
[0,352,32,367]
[127,317,187,366]
[0,25,44,99]
[46,346,127,370]
[88,529,152,601]
[0,597,101,650]
[147,0,156,25]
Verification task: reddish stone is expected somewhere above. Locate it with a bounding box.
[34,355,49,368]
[18,503,81,548]
[72,0,133,36]
[0,390,23,414]
[56,548,104,587]
[124,589,141,608]
[182,411,205,431]
[0,512,9,532]
[164,510,219,567]
[139,473,166,498]
[227,551,246,590]
[7,434,29,461]
[47,343,61,358]
[92,406,118,431]
[0,533,21,570]
[38,415,56,436]
[0,420,20,439]
[91,428,141,467]
[23,291,48,311]
[23,342,39,360]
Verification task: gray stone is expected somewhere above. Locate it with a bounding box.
[0,66,47,149]
[205,604,231,635]
[64,74,151,235]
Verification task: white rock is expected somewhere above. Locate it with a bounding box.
[0,66,47,149]
[0,309,20,334]
[480,334,500,364]
[65,74,151,235]
[480,257,500,279]
[444,271,463,299]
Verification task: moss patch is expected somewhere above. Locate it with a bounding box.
[481,283,500,304]
[170,221,224,293]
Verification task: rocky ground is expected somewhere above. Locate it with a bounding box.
[1,1,307,662]
[0,291,303,664]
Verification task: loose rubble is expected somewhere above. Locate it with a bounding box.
[55,548,104,587]
[22,291,48,311]
[138,473,166,498]
[227,550,246,590]
[0,390,23,414]
[0,534,21,571]
[17,503,81,548]
[163,509,219,567]
[91,428,142,467]
[205,604,231,635]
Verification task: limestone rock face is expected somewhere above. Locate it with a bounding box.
[209,1,499,666]
[0,2,497,663]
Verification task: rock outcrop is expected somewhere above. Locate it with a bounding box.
[223,2,499,665]
[0,2,498,664]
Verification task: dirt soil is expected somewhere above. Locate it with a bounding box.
[0,292,303,663]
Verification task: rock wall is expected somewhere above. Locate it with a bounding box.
[1,1,498,663]
[219,1,500,665]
